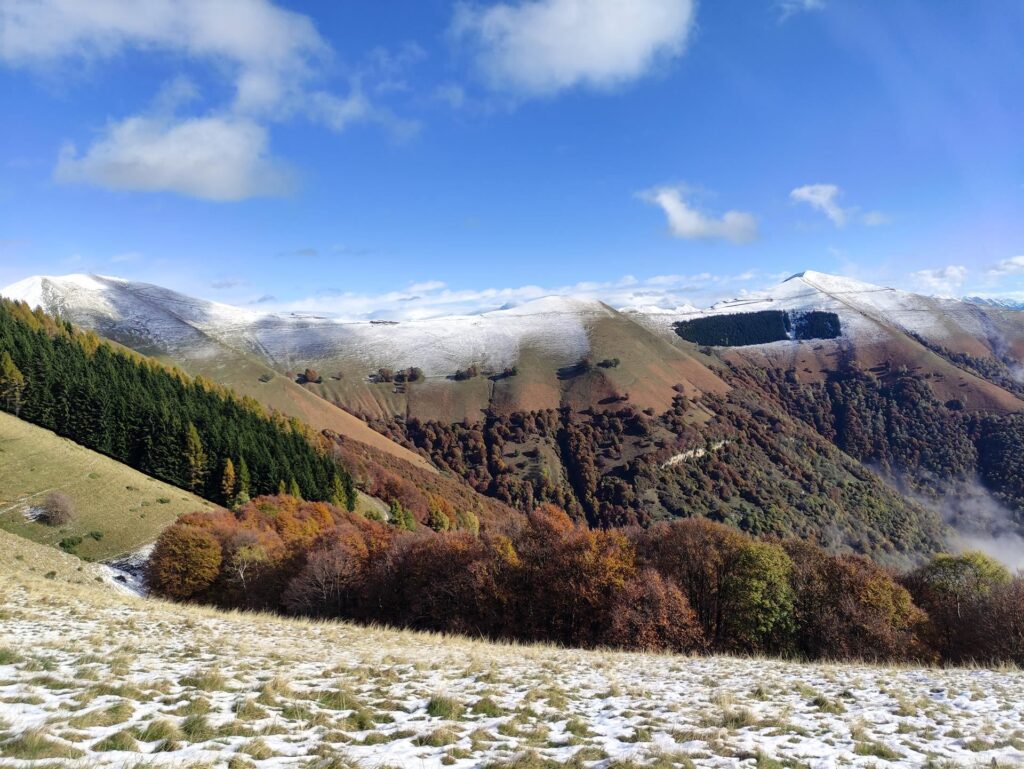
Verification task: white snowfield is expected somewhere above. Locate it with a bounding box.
[1,532,1023,769]
[3,270,1014,373]
[624,271,998,348]
[1,275,604,375]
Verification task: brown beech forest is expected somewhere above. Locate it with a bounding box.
[148,494,1024,665]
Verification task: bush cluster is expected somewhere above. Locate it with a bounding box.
[149,496,1022,664]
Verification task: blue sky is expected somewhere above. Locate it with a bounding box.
[2,0,1023,318]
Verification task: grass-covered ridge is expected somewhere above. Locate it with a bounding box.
[0,410,214,560]
[0,298,354,507]
[2,528,1023,768]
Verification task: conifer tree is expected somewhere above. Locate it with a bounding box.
[0,351,25,415]
[330,472,354,511]
[236,457,252,504]
[389,500,416,531]
[184,422,207,493]
[220,457,237,506]
[278,479,287,495]
[288,477,302,499]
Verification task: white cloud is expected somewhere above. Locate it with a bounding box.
[0,0,327,115]
[55,115,294,201]
[779,0,825,19]
[451,0,695,96]
[790,183,889,228]
[790,184,848,227]
[910,265,968,296]
[989,256,1024,276]
[639,186,758,244]
[1,0,412,199]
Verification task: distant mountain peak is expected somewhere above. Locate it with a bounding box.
[964,295,1024,311]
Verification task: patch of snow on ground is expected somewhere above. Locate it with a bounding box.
[2,547,1024,768]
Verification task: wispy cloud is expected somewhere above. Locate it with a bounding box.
[910,265,968,296]
[211,278,246,290]
[790,183,887,228]
[989,255,1024,276]
[778,0,826,20]
[790,184,848,226]
[451,0,696,97]
[638,186,758,244]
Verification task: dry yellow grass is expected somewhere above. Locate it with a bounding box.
[0,411,215,560]
[2,528,1023,768]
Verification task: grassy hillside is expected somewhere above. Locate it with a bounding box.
[0,411,214,560]
[3,528,1023,768]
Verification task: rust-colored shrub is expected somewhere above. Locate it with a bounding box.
[147,524,222,600]
[603,570,705,653]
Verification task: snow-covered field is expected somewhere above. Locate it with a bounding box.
[1,532,1023,769]
[626,271,994,348]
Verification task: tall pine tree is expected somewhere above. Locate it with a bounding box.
[220,457,237,506]
[184,422,207,493]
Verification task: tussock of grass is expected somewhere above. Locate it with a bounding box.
[343,708,376,731]
[93,729,139,752]
[239,737,275,759]
[233,696,268,720]
[137,718,183,743]
[317,686,362,711]
[471,696,504,717]
[854,740,902,760]
[179,669,230,691]
[810,695,845,715]
[67,699,133,728]
[427,694,465,719]
[415,726,460,747]
[257,675,295,705]
[0,728,85,760]
[181,713,215,742]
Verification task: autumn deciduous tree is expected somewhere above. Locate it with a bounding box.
[603,570,705,653]
[633,518,745,646]
[0,351,25,414]
[720,541,795,655]
[956,578,1024,665]
[426,494,454,532]
[283,526,371,615]
[907,551,1011,660]
[147,524,222,599]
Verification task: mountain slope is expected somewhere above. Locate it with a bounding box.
[629,270,1024,414]
[0,410,215,560]
[1,276,732,421]
[9,270,1024,561]
[1,275,435,471]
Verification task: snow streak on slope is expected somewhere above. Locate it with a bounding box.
[244,295,602,375]
[1,276,608,375]
[4,271,1019,367]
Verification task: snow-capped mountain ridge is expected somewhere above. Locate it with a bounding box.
[4,270,1021,373]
